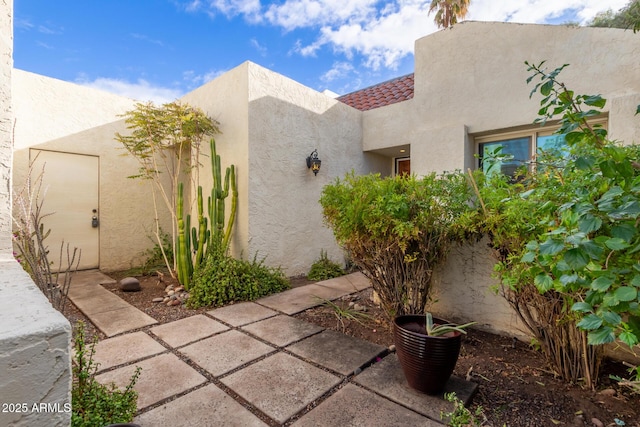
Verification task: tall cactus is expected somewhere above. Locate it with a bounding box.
[192,186,209,270]
[208,138,237,254]
[176,138,237,287]
[176,182,193,287]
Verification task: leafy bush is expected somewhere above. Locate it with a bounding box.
[187,250,290,308]
[320,172,477,316]
[140,229,173,274]
[72,322,140,427]
[475,61,640,388]
[307,250,345,281]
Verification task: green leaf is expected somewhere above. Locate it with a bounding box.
[605,237,629,250]
[601,310,622,326]
[600,159,617,178]
[579,240,604,259]
[565,131,584,145]
[571,301,593,313]
[534,274,554,293]
[619,330,639,348]
[611,223,638,243]
[578,215,602,234]
[577,314,602,330]
[563,248,589,270]
[583,95,606,108]
[631,275,640,287]
[614,286,638,302]
[591,276,614,292]
[521,252,535,263]
[540,80,553,96]
[629,316,640,339]
[587,327,615,345]
[539,238,565,256]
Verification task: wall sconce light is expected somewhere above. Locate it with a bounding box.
[306,149,321,176]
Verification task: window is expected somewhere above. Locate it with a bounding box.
[475,120,606,177]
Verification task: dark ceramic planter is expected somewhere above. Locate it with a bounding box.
[393,314,462,395]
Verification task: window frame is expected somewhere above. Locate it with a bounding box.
[474,119,608,172]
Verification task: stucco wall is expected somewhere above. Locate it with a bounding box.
[1,3,72,426]
[245,62,389,275]
[430,238,526,338]
[181,62,389,275]
[363,22,640,169]
[0,261,72,427]
[11,72,172,272]
[0,0,12,255]
[12,119,173,272]
[12,69,136,149]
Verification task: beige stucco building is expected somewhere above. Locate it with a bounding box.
[9,21,640,336]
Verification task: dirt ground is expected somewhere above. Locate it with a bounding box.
[67,271,640,427]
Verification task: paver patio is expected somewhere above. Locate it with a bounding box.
[83,272,478,425]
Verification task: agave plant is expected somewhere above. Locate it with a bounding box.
[425,312,476,337]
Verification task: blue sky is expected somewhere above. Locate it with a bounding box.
[14,0,630,103]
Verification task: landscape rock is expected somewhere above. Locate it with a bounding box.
[120,277,141,292]
[152,297,164,303]
[591,418,604,427]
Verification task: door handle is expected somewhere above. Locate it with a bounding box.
[92,209,99,228]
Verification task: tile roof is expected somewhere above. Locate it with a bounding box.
[337,73,414,111]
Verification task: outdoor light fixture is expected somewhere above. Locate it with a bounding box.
[306,149,321,176]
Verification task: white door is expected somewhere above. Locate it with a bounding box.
[30,150,100,270]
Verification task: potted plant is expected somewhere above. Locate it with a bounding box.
[394,312,475,395]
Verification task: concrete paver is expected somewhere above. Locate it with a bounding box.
[353,353,478,421]
[208,301,278,326]
[134,384,269,427]
[291,383,441,427]
[241,315,323,347]
[92,331,166,372]
[67,270,156,337]
[179,330,275,376]
[343,272,373,291]
[150,314,228,347]
[315,273,368,295]
[96,352,207,410]
[88,306,157,337]
[287,329,387,375]
[221,352,342,424]
[257,283,350,314]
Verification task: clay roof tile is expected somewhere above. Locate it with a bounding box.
[337,73,414,111]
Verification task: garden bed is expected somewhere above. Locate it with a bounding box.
[72,271,639,427]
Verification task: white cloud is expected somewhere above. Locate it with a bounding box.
[76,75,183,104]
[130,33,164,46]
[321,61,354,83]
[264,0,379,31]
[468,0,629,24]
[250,38,268,56]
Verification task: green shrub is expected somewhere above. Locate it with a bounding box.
[320,172,477,316]
[72,321,140,427]
[308,250,345,281]
[474,61,640,388]
[187,250,290,308]
[141,229,173,273]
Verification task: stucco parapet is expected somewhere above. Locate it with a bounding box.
[0,260,71,340]
[0,260,71,426]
